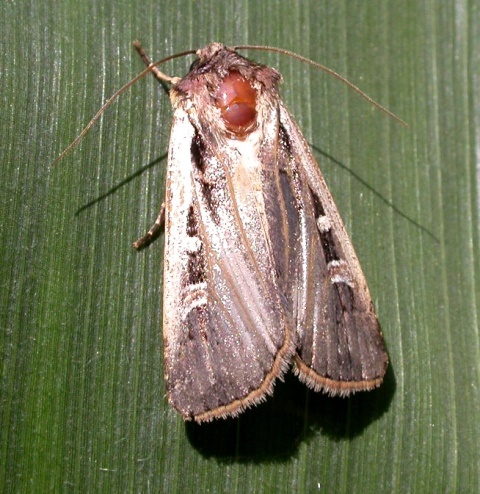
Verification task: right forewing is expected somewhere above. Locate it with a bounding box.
[278,103,388,395]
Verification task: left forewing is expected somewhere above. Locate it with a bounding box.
[162,104,295,422]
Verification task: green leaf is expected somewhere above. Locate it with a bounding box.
[1,1,479,492]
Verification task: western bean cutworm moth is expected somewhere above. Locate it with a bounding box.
[55,41,400,423]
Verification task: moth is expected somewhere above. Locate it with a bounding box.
[56,41,392,423]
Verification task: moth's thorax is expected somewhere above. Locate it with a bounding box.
[215,71,257,135]
[171,45,282,140]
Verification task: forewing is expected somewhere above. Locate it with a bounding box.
[162,106,295,422]
[278,103,388,395]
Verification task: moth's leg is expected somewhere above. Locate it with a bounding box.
[133,41,180,85]
[133,203,165,250]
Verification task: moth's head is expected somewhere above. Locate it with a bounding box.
[195,42,227,63]
[176,44,282,138]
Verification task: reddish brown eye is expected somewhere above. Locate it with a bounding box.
[216,71,257,134]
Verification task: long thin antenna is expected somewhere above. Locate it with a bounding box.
[235,45,407,127]
[51,45,195,167]
[52,41,406,167]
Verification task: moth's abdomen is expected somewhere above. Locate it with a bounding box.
[216,71,257,134]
